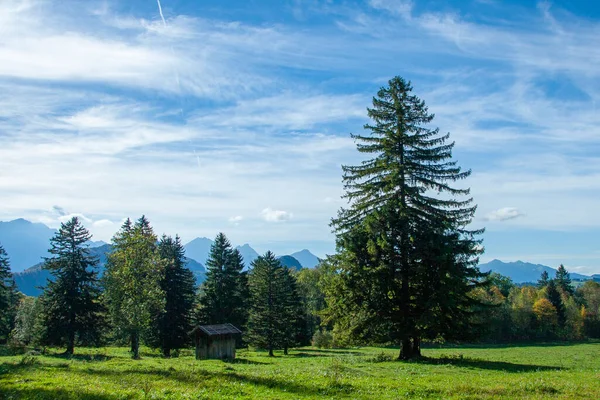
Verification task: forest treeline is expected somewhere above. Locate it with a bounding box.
[1,76,600,359]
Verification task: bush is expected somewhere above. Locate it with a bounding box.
[312,330,333,349]
[367,351,394,363]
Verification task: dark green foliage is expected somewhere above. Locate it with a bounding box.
[40,218,105,354]
[488,273,514,297]
[104,216,165,359]
[147,235,197,357]
[197,233,247,330]
[280,267,303,355]
[546,280,566,328]
[538,271,550,288]
[555,265,573,295]
[330,77,485,359]
[0,244,19,342]
[247,252,295,356]
[295,267,327,345]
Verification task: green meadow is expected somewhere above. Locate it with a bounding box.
[1,343,599,399]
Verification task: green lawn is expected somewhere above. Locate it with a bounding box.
[1,343,599,399]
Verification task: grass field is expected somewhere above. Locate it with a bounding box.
[1,342,599,399]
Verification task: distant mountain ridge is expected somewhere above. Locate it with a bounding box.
[182,237,320,270]
[13,244,206,297]
[478,259,591,283]
[0,219,56,272]
[291,249,321,269]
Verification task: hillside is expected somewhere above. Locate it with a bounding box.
[278,255,303,271]
[478,259,591,283]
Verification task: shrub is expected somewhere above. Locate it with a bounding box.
[312,330,333,349]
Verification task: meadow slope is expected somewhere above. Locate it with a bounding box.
[1,343,599,399]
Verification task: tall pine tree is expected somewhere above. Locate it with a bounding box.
[40,217,105,355]
[104,216,165,359]
[247,251,287,356]
[148,235,197,357]
[555,265,573,295]
[331,77,485,359]
[280,267,302,355]
[0,244,19,342]
[197,233,247,329]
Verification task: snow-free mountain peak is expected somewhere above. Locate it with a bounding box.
[290,249,321,269]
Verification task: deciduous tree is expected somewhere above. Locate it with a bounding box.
[104,216,165,359]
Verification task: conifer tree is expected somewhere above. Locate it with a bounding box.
[0,244,19,342]
[546,279,566,328]
[104,216,165,359]
[280,267,302,355]
[555,265,573,295]
[538,271,550,288]
[198,233,247,329]
[40,217,105,354]
[330,77,485,359]
[148,235,196,357]
[247,251,286,356]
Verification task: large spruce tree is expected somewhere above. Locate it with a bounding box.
[40,217,105,355]
[247,251,287,356]
[331,77,485,359]
[0,244,19,342]
[148,235,197,357]
[104,216,165,359]
[197,233,247,329]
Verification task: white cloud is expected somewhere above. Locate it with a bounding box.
[58,213,93,224]
[484,207,525,222]
[261,208,293,222]
[228,216,243,223]
[93,219,114,228]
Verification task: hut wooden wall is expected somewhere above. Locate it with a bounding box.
[195,336,236,360]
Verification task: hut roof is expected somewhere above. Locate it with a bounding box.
[192,323,242,336]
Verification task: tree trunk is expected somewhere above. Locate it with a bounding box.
[163,347,171,358]
[284,345,288,356]
[66,331,75,356]
[131,332,140,359]
[412,337,421,358]
[399,338,413,360]
[268,343,274,357]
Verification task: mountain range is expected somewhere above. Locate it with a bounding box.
[13,244,206,297]
[1,219,322,296]
[3,218,595,295]
[478,259,591,284]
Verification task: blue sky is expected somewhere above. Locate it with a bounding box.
[1,0,600,273]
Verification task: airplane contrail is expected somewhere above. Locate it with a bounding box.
[156,0,167,27]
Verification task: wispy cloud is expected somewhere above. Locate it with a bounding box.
[485,207,525,222]
[1,0,600,266]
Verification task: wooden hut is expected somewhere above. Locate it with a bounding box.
[191,323,242,360]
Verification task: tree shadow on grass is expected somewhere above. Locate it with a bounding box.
[413,355,563,373]
[0,387,118,400]
[292,349,363,356]
[44,353,112,362]
[222,358,269,365]
[421,341,591,350]
[78,366,352,396]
